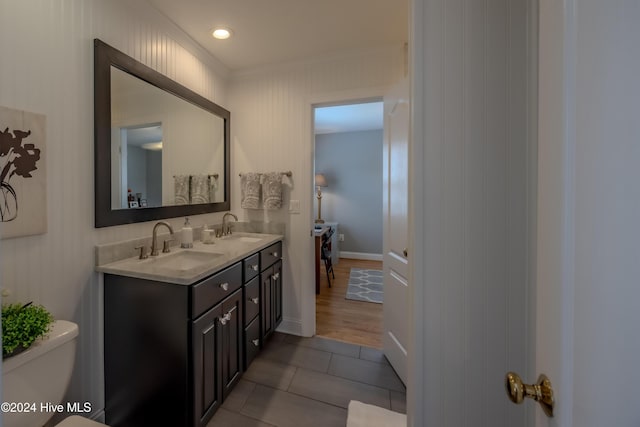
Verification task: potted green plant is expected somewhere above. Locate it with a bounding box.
[2,302,53,358]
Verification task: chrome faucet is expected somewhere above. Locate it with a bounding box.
[151,221,174,256]
[222,212,238,236]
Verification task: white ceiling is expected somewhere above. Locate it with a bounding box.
[146,0,408,71]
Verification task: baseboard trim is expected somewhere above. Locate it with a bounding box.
[276,317,304,336]
[339,251,383,261]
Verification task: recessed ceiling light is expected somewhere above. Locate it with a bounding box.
[212,27,233,40]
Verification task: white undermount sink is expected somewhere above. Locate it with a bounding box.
[221,235,263,243]
[152,250,223,272]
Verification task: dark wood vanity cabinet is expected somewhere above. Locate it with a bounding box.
[104,240,283,427]
[192,288,243,426]
[261,260,283,341]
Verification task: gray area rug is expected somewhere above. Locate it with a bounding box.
[346,268,383,304]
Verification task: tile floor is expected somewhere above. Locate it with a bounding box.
[207,333,406,427]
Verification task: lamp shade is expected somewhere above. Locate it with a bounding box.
[315,174,328,187]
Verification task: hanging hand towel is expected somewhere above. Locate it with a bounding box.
[174,175,190,205]
[190,174,210,204]
[241,172,261,209]
[208,175,219,203]
[262,172,283,210]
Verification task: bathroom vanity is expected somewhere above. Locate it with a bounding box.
[97,233,283,427]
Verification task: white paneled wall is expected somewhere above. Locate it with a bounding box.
[0,0,228,419]
[229,46,405,334]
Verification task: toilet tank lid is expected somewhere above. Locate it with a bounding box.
[3,320,79,374]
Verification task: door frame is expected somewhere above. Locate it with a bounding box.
[302,87,390,337]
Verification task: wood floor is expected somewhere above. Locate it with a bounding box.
[315,258,383,349]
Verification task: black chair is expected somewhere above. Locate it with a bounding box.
[321,229,335,287]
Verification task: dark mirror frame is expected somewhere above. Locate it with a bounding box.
[94,39,230,228]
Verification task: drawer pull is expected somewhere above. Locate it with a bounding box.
[252,339,260,347]
[250,264,259,271]
[219,282,229,291]
[272,272,280,281]
[249,297,259,305]
[218,306,237,325]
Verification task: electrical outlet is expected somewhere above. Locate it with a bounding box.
[338,233,345,242]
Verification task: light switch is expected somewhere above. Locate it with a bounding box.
[289,199,300,214]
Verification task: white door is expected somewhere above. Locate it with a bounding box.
[382,78,410,384]
[410,0,640,426]
[408,0,535,424]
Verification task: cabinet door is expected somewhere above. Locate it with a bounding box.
[260,266,273,341]
[192,304,222,427]
[272,260,283,328]
[220,289,243,399]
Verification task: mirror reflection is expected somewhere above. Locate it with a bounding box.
[94,39,230,228]
[110,67,225,210]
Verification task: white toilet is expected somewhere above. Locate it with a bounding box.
[2,320,107,427]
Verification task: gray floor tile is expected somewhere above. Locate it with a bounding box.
[222,379,256,411]
[271,331,287,343]
[283,335,361,358]
[207,408,275,427]
[390,390,407,414]
[243,358,297,391]
[328,354,406,392]
[359,346,390,365]
[259,342,332,373]
[241,385,348,427]
[289,367,391,409]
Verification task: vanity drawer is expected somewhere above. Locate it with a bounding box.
[192,262,242,318]
[244,316,260,369]
[244,277,260,326]
[243,253,260,283]
[260,241,282,271]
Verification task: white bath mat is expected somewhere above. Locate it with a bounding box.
[346,400,406,427]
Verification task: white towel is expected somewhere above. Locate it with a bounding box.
[174,175,189,205]
[262,172,283,210]
[241,172,261,209]
[190,174,209,204]
[346,401,406,427]
[208,175,219,203]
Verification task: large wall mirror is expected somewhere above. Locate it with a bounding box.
[94,39,230,227]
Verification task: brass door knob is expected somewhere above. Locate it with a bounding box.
[505,372,555,417]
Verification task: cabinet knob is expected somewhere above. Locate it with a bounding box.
[218,307,236,326]
[250,264,259,271]
[249,297,259,305]
[252,339,260,347]
[271,251,279,258]
[272,272,280,281]
[219,282,229,291]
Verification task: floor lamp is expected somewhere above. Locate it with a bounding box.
[315,174,327,224]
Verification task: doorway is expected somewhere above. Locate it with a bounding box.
[312,100,384,349]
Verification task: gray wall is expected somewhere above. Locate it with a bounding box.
[315,130,383,254]
[146,150,162,206]
[127,146,162,206]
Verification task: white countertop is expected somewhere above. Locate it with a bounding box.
[96,232,283,285]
